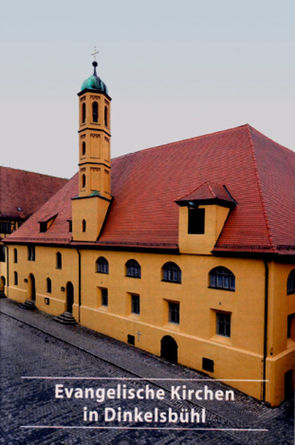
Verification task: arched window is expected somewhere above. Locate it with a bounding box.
[46,278,52,293]
[14,248,18,263]
[56,252,62,269]
[82,103,86,123]
[92,101,98,122]
[82,219,86,232]
[14,271,18,285]
[162,262,182,283]
[287,270,295,295]
[96,257,109,274]
[82,141,86,156]
[82,174,86,188]
[209,267,235,291]
[126,259,141,278]
[104,106,108,127]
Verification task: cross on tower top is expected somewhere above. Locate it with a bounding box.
[91,46,99,61]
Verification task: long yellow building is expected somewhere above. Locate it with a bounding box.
[4,61,295,407]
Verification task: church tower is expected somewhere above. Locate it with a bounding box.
[72,58,112,242]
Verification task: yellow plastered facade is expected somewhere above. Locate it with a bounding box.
[6,242,295,406]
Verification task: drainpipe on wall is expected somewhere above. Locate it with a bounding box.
[76,248,81,323]
[262,260,269,402]
[6,245,9,297]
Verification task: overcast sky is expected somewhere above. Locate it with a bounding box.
[0,0,294,178]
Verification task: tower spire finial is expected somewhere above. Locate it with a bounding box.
[91,46,99,60]
[91,46,99,74]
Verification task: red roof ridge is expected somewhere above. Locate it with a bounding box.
[112,124,252,161]
[246,125,276,252]
[175,181,225,201]
[247,126,295,156]
[0,165,68,181]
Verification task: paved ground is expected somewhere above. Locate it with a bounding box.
[0,298,294,445]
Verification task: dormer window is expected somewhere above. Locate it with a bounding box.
[39,214,57,233]
[40,222,47,232]
[188,207,205,234]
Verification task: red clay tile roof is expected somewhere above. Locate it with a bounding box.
[0,167,68,220]
[176,182,236,207]
[5,124,295,256]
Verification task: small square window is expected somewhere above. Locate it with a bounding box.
[131,294,140,314]
[168,302,180,324]
[216,312,231,337]
[202,357,214,372]
[127,334,135,345]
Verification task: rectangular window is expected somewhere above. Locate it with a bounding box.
[14,248,18,263]
[100,288,108,306]
[131,294,140,314]
[188,208,205,234]
[168,302,180,324]
[28,245,35,261]
[216,312,231,337]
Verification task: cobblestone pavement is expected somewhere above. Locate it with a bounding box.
[0,298,294,445]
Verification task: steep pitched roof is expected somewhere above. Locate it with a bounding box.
[6,124,295,256]
[0,166,68,220]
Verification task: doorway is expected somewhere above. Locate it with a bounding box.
[161,335,178,363]
[66,282,74,313]
[28,274,36,301]
[0,276,5,296]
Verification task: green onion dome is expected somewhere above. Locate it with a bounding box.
[80,61,108,95]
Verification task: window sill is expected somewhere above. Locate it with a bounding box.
[208,286,235,292]
[164,322,180,331]
[126,276,141,279]
[211,334,232,346]
[161,280,181,284]
[129,313,140,319]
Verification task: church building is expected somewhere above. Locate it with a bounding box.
[4,60,295,407]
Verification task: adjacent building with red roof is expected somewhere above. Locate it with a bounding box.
[0,167,67,295]
[3,62,295,407]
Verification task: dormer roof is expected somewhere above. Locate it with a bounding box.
[176,182,236,208]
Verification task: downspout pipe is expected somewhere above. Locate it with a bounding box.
[262,260,269,402]
[75,248,81,323]
[6,245,9,297]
